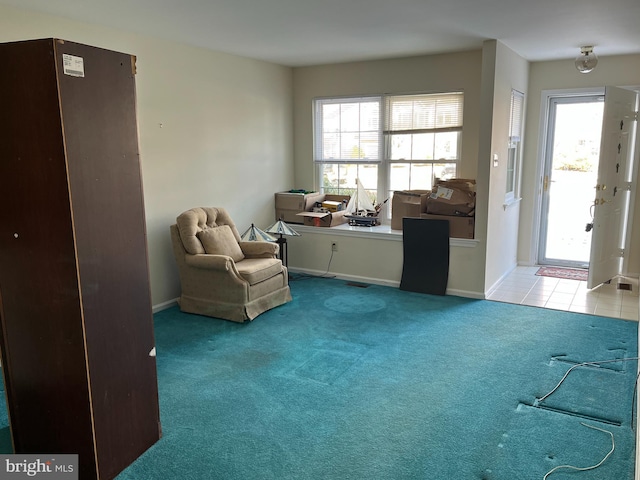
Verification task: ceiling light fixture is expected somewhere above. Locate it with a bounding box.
[575,46,598,74]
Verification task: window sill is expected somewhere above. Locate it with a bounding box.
[503,197,522,210]
[293,222,479,248]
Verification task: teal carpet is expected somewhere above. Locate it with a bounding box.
[108,277,635,479]
[0,370,9,453]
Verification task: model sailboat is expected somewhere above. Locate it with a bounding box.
[344,178,381,226]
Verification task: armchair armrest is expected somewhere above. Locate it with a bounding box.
[239,241,279,258]
[185,254,235,271]
[181,254,248,292]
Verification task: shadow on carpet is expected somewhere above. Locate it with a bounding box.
[117,277,637,480]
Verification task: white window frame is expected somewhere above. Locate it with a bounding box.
[505,89,525,204]
[313,91,464,219]
[313,96,383,205]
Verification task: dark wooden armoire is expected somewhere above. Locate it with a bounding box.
[0,38,161,479]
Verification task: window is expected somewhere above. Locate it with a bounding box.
[506,89,525,202]
[314,96,382,206]
[314,92,464,215]
[385,93,463,203]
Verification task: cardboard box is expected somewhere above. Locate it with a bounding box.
[275,191,323,210]
[427,179,476,216]
[272,191,348,228]
[391,190,431,230]
[434,178,476,191]
[420,213,475,239]
[275,191,323,224]
[275,208,306,224]
[322,194,350,209]
[297,210,349,227]
[295,194,350,227]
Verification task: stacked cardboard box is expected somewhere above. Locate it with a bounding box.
[297,194,351,227]
[421,179,475,239]
[419,213,475,239]
[274,191,352,227]
[426,179,476,216]
[391,190,431,230]
[275,191,324,224]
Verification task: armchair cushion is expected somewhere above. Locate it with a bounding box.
[197,225,245,263]
[236,258,286,285]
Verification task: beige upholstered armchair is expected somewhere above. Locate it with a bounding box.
[170,207,292,322]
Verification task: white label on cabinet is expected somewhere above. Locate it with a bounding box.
[62,54,85,77]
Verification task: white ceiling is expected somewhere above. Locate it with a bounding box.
[3,0,640,67]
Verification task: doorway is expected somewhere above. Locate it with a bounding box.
[538,94,604,268]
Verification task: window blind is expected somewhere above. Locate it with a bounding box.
[385,92,464,134]
[314,96,382,162]
[509,90,525,142]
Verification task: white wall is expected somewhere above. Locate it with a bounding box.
[291,51,488,296]
[519,54,640,275]
[0,4,294,307]
[293,51,483,186]
[480,41,529,292]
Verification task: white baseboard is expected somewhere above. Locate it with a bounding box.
[447,288,485,299]
[288,267,484,299]
[484,264,518,299]
[289,267,399,288]
[152,298,178,313]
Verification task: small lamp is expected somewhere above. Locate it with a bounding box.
[575,46,598,74]
[264,218,300,267]
[240,223,276,242]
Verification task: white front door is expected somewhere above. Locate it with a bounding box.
[587,86,638,289]
[538,94,604,267]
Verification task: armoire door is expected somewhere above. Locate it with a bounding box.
[0,38,161,480]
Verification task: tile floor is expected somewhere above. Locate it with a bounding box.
[487,266,640,321]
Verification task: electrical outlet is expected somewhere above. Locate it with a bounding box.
[331,242,338,252]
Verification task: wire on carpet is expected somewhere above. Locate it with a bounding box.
[535,356,640,406]
[535,356,638,478]
[542,422,615,479]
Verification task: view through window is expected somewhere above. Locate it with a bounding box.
[314,92,464,215]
